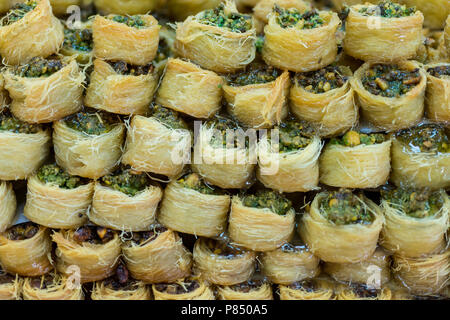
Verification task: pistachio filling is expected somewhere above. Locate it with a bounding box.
[359,1,415,18]
[149,104,188,130]
[229,280,265,292]
[207,117,247,149]
[64,110,118,135]
[427,65,450,79]
[255,35,264,54]
[319,189,373,225]
[289,280,317,292]
[155,38,172,63]
[274,6,325,29]
[362,64,421,98]
[205,238,246,259]
[37,164,86,189]
[1,0,37,26]
[295,65,348,94]
[110,15,146,28]
[14,56,65,78]
[381,187,444,218]
[155,280,200,294]
[0,110,42,134]
[6,222,38,241]
[72,226,115,245]
[227,64,280,87]
[177,173,221,195]
[396,124,449,154]
[349,283,379,298]
[30,274,55,290]
[103,263,137,291]
[108,60,154,76]
[330,131,385,147]
[101,166,151,197]
[274,120,316,153]
[63,27,93,52]
[198,4,252,33]
[126,225,168,246]
[241,189,292,215]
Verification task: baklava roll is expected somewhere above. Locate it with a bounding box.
[324,247,391,287]
[53,110,125,179]
[319,131,391,188]
[152,279,215,300]
[22,273,84,300]
[217,279,273,300]
[159,173,230,237]
[89,166,162,231]
[121,105,192,177]
[260,243,320,285]
[380,188,449,257]
[425,63,450,123]
[193,238,256,286]
[168,0,222,21]
[299,189,383,263]
[392,249,450,295]
[223,64,289,129]
[93,14,159,65]
[191,117,256,189]
[93,0,163,15]
[174,2,256,73]
[336,283,392,300]
[0,271,20,300]
[262,6,340,72]
[60,22,93,65]
[91,264,150,300]
[0,181,16,233]
[398,0,449,30]
[351,61,426,131]
[279,279,335,300]
[228,190,295,252]
[0,222,52,276]
[290,65,357,137]
[257,119,321,193]
[253,0,311,24]
[0,110,51,181]
[4,56,84,123]
[53,226,121,283]
[155,58,223,119]
[391,124,450,189]
[122,226,192,283]
[24,164,93,229]
[85,59,158,115]
[344,2,423,62]
[0,0,64,65]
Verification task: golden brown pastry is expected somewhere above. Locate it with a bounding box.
[168,0,222,21]
[0,181,16,233]
[398,0,449,30]
[22,273,84,300]
[0,270,21,300]
[425,63,450,123]
[253,0,311,24]
[217,279,273,300]
[279,279,335,300]
[152,279,215,300]
[336,283,392,300]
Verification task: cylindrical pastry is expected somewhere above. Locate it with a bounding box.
[85,59,158,116]
[217,280,273,300]
[337,283,392,300]
[425,63,449,123]
[279,279,335,300]
[343,2,423,62]
[0,110,51,180]
[22,273,84,300]
[92,14,160,65]
[392,249,450,295]
[174,2,256,73]
[24,164,93,229]
[228,190,295,252]
[380,188,449,257]
[122,105,191,178]
[53,109,125,179]
[152,279,215,300]
[168,0,222,21]
[324,247,391,287]
[155,58,223,119]
[223,64,289,129]
[4,57,84,123]
[191,117,256,189]
[93,0,163,15]
[0,0,64,65]
[0,271,21,300]
[0,223,52,276]
[53,226,121,283]
[159,173,230,237]
[89,166,163,231]
[60,22,93,65]
[253,0,311,24]
[262,6,340,72]
[257,119,321,192]
[290,65,357,137]
[319,131,391,188]
[0,181,16,233]
[398,0,449,30]
[390,124,450,189]
[122,225,192,283]
[299,189,384,263]
[260,243,320,285]
[351,61,426,131]
[193,238,256,286]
